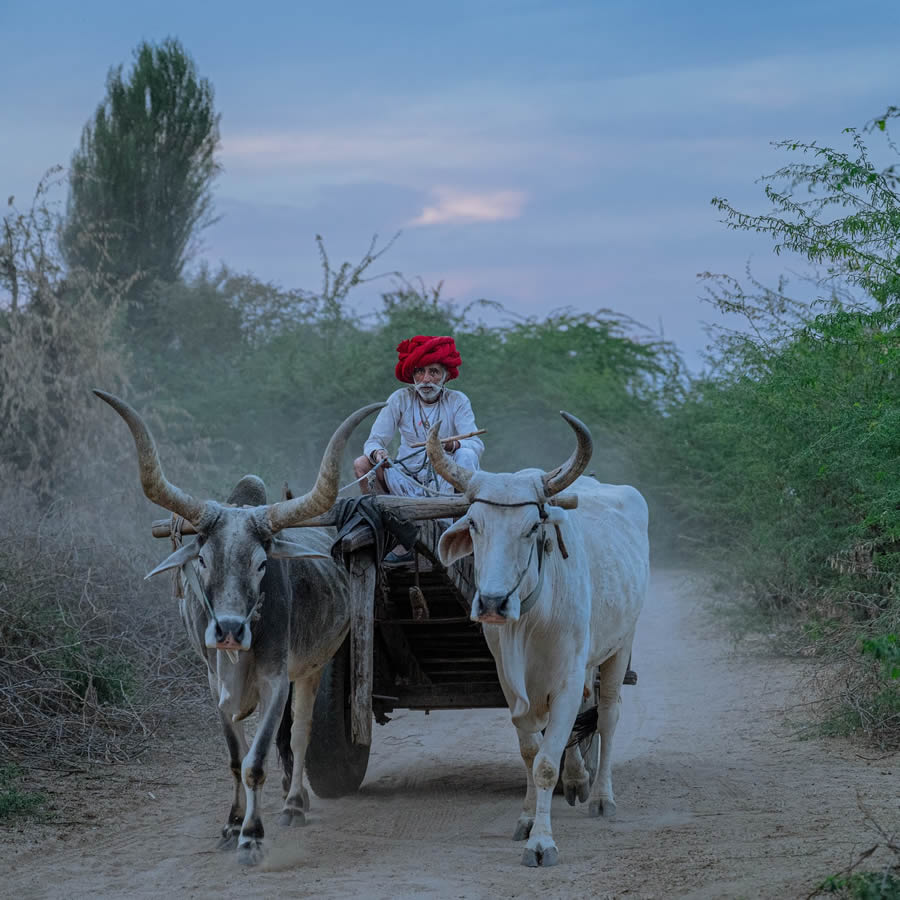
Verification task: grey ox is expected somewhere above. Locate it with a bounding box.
[425,413,649,867]
[95,391,382,865]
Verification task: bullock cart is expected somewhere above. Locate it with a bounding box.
[152,492,608,799]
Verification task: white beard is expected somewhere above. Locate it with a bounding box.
[414,381,444,402]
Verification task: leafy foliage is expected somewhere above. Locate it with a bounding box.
[819,872,900,900]
[658,108,900,745]
[712,107,900,307]
[862,636,900,682]
[131,254,676,513]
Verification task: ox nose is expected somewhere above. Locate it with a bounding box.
[214,617,246,650]
[476,593,510,624]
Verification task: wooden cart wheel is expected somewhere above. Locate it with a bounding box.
[305,635,371,798]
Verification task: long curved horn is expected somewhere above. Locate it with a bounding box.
[425,422,474,494]
[93,390,208,524]
[265,402,385,532]
[542,411,593,497]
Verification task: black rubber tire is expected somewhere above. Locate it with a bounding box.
[580,725,599,784]
[305,635,371,798]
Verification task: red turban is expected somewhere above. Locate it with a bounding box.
[395,335,462,383]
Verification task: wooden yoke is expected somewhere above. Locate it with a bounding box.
[150,493,578,539]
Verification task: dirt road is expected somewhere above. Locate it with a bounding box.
[4,571,898,899]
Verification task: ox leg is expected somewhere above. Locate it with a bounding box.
[278,672,321,827]
[587,641,633,819]
[512,730,540,842]
[217,710,249,850]
[521,675,584,868]
[237,675,290,866]
[207,661,250,851]
[562,741,591,807]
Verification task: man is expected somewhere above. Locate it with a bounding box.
[353,335,483,561]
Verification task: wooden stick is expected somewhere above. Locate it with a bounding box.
[407,428,486,449]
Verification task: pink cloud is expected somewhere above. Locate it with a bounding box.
[409,187,526,226]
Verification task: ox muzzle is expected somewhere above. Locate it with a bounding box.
[472,591,518,625]
[205,615,253,652]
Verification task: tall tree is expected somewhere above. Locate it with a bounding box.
[62,38,221,314]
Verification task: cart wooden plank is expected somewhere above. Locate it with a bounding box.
[348,549,377,747]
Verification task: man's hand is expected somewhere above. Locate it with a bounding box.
[372,449,391,467]
[442,439,460,453]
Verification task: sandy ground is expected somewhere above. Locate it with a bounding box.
[3,570,898,899]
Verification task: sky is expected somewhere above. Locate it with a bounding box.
[4,0,900,370]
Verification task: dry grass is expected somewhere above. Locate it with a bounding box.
[0,495,206,766]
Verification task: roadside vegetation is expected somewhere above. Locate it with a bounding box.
[649,110,900,751]
[1,38,897,854]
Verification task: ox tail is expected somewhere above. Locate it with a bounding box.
[565,705,599,749]
[276,682,294,785]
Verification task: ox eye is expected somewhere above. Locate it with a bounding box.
[468,520,480,534]
[197,556,207,569]
[527,522,540,537]
[257,560,267,573]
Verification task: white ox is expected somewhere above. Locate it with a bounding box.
[425,413,649,867]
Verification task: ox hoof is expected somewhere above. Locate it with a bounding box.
[588,798,616,819]
[218,826,240,851]
[564,777,590,807]
[278,808,307,827]
[512,817,533,841]
[521,841,559,867]
[237,840,265,867]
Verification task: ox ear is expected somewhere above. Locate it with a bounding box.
[145,542,200,580]
[438,516,474,566]
[268,538,331,560]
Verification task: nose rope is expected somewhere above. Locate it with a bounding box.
[517,530,550,617]
[180,555,220,629]
[165,516,262,668]
[241,593,264,627]
[170,514,221,631]
[476,527,547,618]
[182,558,263,659]
[171,515,261,640]
[496,534,539,603]
[468,498,556,618]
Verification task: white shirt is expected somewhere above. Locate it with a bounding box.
[363,386,484,463]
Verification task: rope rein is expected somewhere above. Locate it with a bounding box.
[342,388,466,496]
[337,444,434,495]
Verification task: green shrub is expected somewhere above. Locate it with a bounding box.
[0,765,46,821]
[819,871,900,899]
